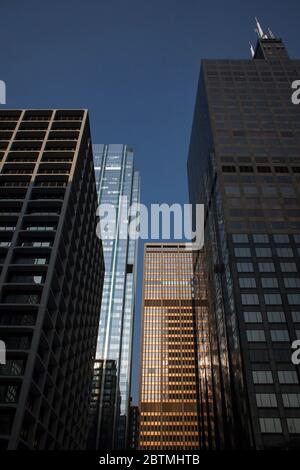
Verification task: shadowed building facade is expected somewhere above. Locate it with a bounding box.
[128,402,139,450]
[139,243,206,450]
[0,109,104,449]
[188,24,300,449]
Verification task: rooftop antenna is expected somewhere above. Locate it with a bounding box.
[268,27,275,38]
[249,42,255,58]
[255,17,267,39]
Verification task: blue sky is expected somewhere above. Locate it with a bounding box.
[1,0,300,403]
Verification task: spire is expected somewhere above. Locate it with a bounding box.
[268,28,275,38]
[249,42,255,58]
[255,17,268,39]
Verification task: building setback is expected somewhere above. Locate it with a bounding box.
[139,243,206,450]
[0,109,105,450]
[88,144,140,449]
[188,24,300,449]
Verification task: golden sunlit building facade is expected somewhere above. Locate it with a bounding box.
[139,243,204,450]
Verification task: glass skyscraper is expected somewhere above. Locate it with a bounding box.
[89,144,140,449]
[188,25,300,449]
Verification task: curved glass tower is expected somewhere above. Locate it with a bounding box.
[90,144,140,449]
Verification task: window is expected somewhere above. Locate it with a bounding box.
[274,234,290,243]
[275,166,289,174]
[8,274,44,284]
[259,262,275,272]
[256,247,272,257]
[26,225,56,231]
[264,294,282,305]
[0,359,24,376]
[257,166,271,173]
[2,293,40,305]
[262,186,277,197]
[292,312,300,323]
[278,371,298,384]
[282,394,300,408]
[242,294,259,305]
[267,311,286,323]
[270,330,290,342]
[14,256,48,265]
[293,235,300,243]
[288,294,300,305]
[277,247,294,257]
[280,263,297,272]
[244,186,258,195]
[284,278,300,288]
[239,278,256,288]
[244,311,262,323]
[232,234,248,243]
[256,394,277,408]
[0,226,16,231]
[260,418,282,434]
[237,262,254,273]
[240,166,253,173]
[247,330,266,342]
[21,241,52,248]
[253,234,269,243]
[222,166,236,172]
[234,247,251,257]
[0,385,19,404]
[252,371,273,384]
[261,278,278,288]
[225,185,240,196]
[0,241,11,247]
[287,418,300,434]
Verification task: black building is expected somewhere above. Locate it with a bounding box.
[188,21,300,449]
[0,109,105,450]
[128,402,139,450]
[87,359,120,450]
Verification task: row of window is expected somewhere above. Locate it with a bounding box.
[244,311,300,323]
[256,393,300,408]
[233,234,300,244]
[260,417,300,434]
[239,277,300,288]
[237,262,298,273]
[226,185,298,197]
[222,165,300,174]
[241,293,300,306]
[246,329,296,342]
[235,247,297,258]
[253,370,298,384]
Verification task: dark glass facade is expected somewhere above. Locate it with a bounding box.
[188,35,300,449]
[0,109,105,449]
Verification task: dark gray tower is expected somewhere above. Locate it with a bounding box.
[188,20,300,449]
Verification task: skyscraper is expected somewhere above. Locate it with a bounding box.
[188,22,300,449]
[139,243,205,450]
[89,144,140,449]
[0,109,105,449]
